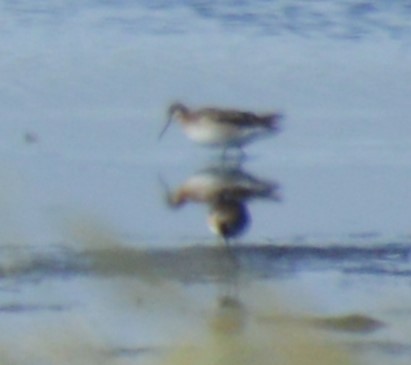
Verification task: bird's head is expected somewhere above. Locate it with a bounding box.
[158,102,189,139]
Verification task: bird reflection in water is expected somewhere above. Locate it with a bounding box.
[161,164,280,243]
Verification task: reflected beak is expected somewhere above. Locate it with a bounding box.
[158,117,172,140]
[158,174,172,200]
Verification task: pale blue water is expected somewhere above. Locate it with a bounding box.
[1,1,411,364]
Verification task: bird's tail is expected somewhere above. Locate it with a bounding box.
[261,112,283,132]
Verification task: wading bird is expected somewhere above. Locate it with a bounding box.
[159,102,282,157]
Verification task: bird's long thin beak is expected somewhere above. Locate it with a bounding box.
[158,117,172,140]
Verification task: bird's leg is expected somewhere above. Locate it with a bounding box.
[221,145,245,162]
[220,241,242,279]
[225,145,246,166]
[219,147,233,169]
[235,146,246,162]
[221,146,228,161]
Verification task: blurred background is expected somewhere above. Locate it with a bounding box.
[0,1,411,364]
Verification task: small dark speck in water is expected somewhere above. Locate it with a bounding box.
[23,131,39,144]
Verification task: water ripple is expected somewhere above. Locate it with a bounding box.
[1,242,410,283]
[2,0,411,39]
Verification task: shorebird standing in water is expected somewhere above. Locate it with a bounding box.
[159,102,282,156]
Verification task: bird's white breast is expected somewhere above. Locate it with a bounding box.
[184,117,262,146]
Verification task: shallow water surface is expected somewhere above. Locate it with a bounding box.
[1,1,411,364]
